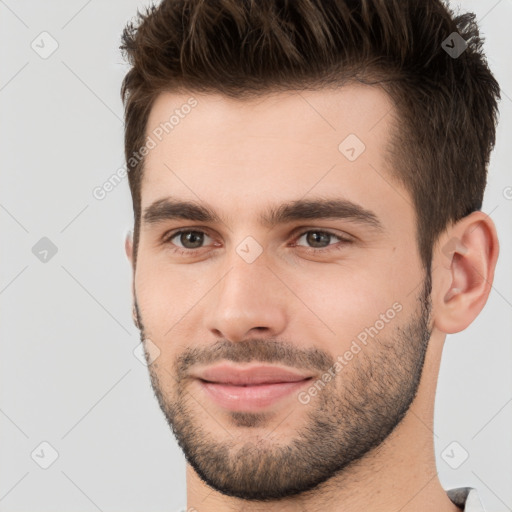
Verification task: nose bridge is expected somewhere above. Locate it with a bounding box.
[205,242,288,341]
[220,249,268,305]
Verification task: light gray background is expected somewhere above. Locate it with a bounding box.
[0,1,510,511]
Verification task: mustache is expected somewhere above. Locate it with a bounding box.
[173,338,334,376]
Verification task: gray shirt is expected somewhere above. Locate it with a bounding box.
[447,487,486,511]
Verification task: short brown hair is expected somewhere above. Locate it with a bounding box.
[120,0,500,271]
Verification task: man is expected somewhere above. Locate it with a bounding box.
[120,1,501,511]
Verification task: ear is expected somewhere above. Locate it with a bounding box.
[125,229,134,268]
[432,211,499,334]
[124,230,140,329]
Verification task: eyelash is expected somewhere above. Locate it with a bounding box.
[162,228,353,257]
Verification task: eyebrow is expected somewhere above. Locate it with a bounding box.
[142,197,384,232]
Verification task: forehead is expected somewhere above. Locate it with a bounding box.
[141,85,414,233]
[145,85,394,160]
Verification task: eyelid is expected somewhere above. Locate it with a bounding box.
[162,226,213,242]
[165,229,214,246]
[291,227,355,243]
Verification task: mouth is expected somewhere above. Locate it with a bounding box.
[190,363,315,411]
[196,375,314,411]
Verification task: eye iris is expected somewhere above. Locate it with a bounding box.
[307,231,330,248]
[181,231,204,248]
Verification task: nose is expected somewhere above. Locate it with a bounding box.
[204,252,288,342]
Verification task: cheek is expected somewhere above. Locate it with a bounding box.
[134,255,211,339]
[288,260,412,350]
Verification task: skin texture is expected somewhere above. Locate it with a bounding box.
[125,85,499,512]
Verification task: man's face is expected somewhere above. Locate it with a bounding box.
[129,85,433,500]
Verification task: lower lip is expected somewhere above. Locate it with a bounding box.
[198,379,312,411]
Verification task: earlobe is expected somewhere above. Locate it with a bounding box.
[433,212,499,334]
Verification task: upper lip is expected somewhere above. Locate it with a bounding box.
[192,363,314,385]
